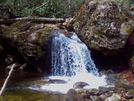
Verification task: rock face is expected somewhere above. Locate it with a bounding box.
[73,0,134,55]
[3,21,59,72]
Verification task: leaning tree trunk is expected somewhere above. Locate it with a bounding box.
[0,17,65,25]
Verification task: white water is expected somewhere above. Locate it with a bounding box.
[29,30,108,93]
[39,73,107,93]
[51,31,98,76]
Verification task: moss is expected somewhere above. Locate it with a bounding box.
[3,21,32,43]
[36,47,45,58]
[35,24,55,44]
[2,95,22,101]
[125,27,133,34]
[97,34,106,39]
[126,89,134,97]
[89,43,100,50]
[75,4,85,22]
[29,24,56,59]
[130,90,134,94]
[115,12,128,19]
[4,21,28,34]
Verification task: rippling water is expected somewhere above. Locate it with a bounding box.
[0,70,65,101]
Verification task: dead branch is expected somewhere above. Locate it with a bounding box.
[0,64,15,96]
[28,0,50,17]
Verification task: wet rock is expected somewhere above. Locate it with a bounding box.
[125,90,134,99]
[99,93,112,101]
[64,89,83,101]
[98,86,115,95]
[82,87,114,100]
[105,93,121,101]
[73,81,90,89]
[86,88,99,95]
[48,79,67,84]
[3,21,59,72]
[62,18,74,31]
[4,54,14,65]
[90,95,102,101]
[73,0,134,55]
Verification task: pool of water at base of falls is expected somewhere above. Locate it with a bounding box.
[0,70,65,101]
[0,69,109,101]
[0,31,110,101]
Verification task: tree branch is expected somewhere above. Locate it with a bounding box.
[28,0,50,17]
[0,64,15,96]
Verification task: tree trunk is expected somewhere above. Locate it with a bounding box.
[0,17,65,25]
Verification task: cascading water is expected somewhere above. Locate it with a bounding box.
[51,30,98,76]
[29,29,108,93]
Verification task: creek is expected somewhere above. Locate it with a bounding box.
[0,30,132,101]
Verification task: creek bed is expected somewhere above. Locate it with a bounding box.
[0,69,134,101]
[0,70,65,101]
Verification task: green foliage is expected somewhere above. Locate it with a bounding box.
[0,0,84,18]
[36,0,66,18]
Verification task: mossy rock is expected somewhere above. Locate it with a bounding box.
[73,0,134,55]
[3,21,59,72]
[126,89,134,98]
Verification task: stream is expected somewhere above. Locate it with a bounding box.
[0,69,107,101]
[0,70,65,101]
[0,69,108,101]
[0,30,134,101]
[0,69,134,101]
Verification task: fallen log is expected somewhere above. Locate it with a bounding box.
[0,64,15,96]
[0,17,65,25]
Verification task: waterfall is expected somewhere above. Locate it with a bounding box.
[29,31,108,93]
[51,30,98,76]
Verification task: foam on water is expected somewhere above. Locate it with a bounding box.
[38,73,107,94]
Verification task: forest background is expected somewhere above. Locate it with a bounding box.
[0,0,84,18]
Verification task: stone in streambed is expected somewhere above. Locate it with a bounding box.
[105,93,121,101]
[64,89,83,101]
[73,81,90,89]
[48,79,67,84]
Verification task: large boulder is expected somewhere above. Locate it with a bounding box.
[2,21,59,72]
[73,0,134,55]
